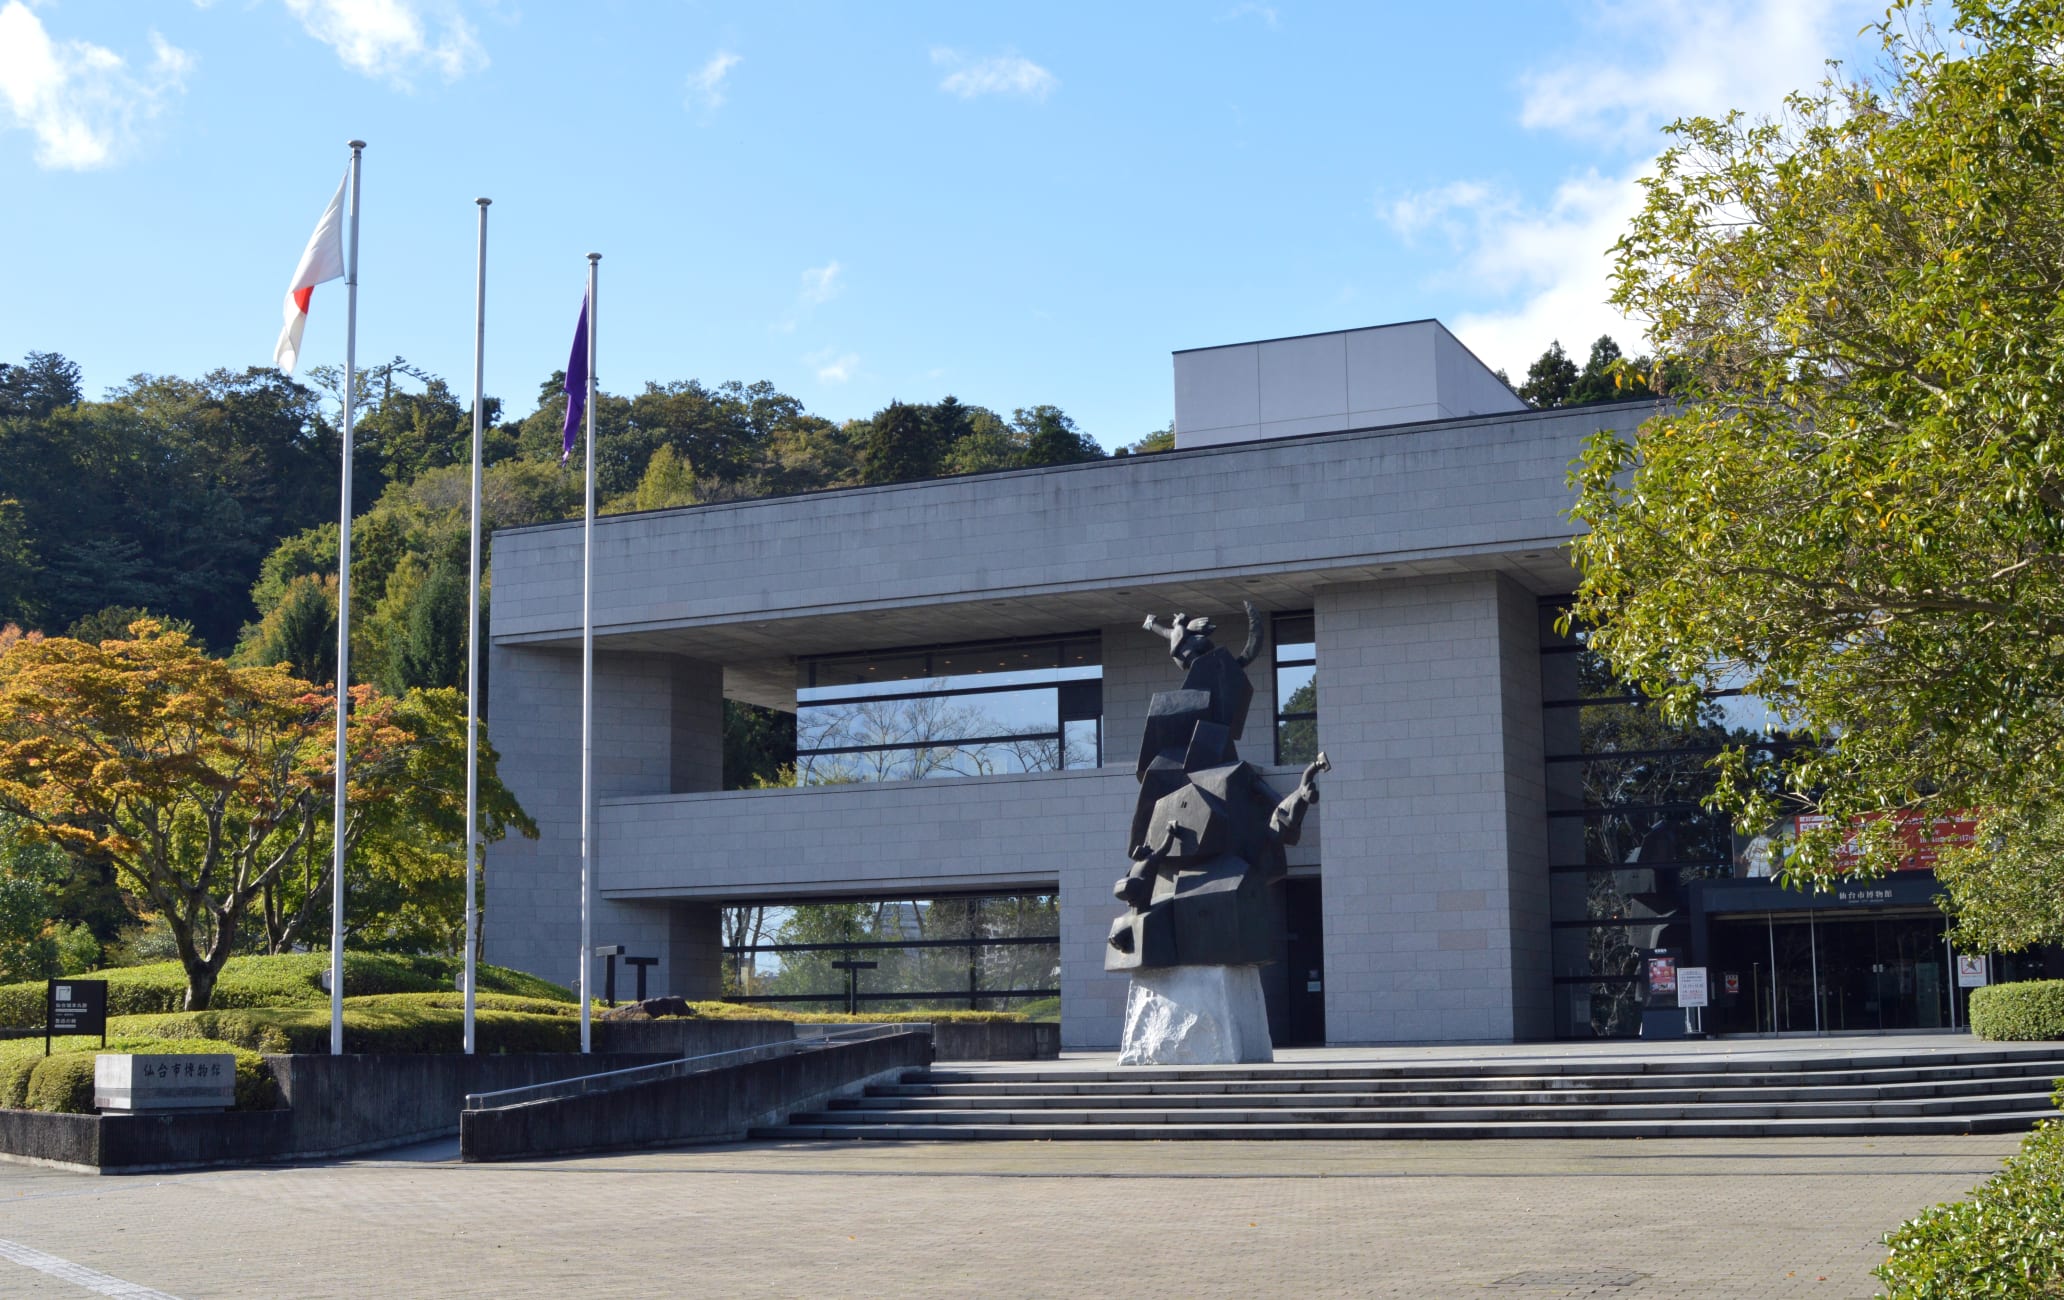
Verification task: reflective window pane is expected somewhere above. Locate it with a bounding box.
[795,636,1101,785]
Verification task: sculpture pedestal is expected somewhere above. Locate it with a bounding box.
[1117,964,1273,1065]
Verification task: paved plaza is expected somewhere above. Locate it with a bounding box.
[0,1129,2018,1299]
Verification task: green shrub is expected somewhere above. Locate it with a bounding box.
[1971,979,2064,1040]
[344,992,577,1018]
[666,1002,1025,1025]
[0,1052,38,1108]
[131,1006,580,1055]
[22,1053,93,1114]
[111,1011,295,1054]
[1877,1090,2064,1296]
[0,1036,279,1114]
[0,953,573,1027]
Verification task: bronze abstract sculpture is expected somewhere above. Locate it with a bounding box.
[1108,600,1326,972]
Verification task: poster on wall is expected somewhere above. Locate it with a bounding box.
[1794,810,1981,872]
[1956,955,1989,988]
[1647,956,1677,998]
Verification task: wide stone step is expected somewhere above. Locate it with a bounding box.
[919,1054,2064,1090]
[839,1074,2057,1111]
[886,1061,2064,1100]
[754,1108,2057,1142]
[794,1089,2054,1128]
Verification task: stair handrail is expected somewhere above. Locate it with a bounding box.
[464,1022,928,1111]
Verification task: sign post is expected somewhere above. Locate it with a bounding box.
[624,955,658,1002]
[830,959,879,1016]
[1956,955,1990,988]
[45,979,108,1056]
[1677,966,1709,1037]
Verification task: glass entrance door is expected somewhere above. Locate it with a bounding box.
[1706,911,1955,1034]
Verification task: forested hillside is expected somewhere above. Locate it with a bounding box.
[0,351,1115,674]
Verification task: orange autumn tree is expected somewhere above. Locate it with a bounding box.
[0,620,523,1009]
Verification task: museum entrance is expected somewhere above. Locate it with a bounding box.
[1704,910,1965,1035]
[1261,877,1326,1046]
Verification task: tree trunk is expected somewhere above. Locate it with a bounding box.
[183,963,218,1011]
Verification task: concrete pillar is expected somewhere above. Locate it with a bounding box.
[483,644,725,1000]
[1312,573,1549,1043]
[667,901,725,1000]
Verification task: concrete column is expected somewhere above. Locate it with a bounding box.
[667,902,725,1000]
[1312,573,1549,1043]
[483,644,725,999]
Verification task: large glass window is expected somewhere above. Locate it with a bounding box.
[795,634,1101,784]
[1273,611,1317,765]
[1540,600,1801,1037]
[721,893,1060,1017]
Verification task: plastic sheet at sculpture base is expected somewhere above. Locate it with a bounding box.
[1117,964,1273,1066]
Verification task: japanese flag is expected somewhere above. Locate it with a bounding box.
[274,169,349,374]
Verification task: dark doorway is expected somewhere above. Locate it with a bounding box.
[1280,877,1326,1046]
[1706,911,1957,1034]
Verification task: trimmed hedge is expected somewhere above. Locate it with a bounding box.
[0,953,573,1027]
[668,1002,1025,1025]
[111,1006,579,1055]
[1970,979,2064,1041]
[0,1036,279,1114]
[345,992,578,1018]
[1877,1091,2064,1295]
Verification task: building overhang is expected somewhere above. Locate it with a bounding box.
[488,401,1654,708]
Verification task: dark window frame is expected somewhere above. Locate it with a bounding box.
[1272,610,1317,766]
[795,632,1104,781]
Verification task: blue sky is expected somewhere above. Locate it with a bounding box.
[0,1,1881,449]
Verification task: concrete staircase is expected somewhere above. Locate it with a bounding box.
[754,1044,2064,1141]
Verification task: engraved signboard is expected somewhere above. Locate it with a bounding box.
[45,978,107,1054]
[94,1054,237,1113]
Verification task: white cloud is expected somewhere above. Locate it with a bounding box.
[1380,180,1494,243]
[932,49,1057,101]
[808,349,859,384]
[0,3,191,170]
[282,0,486,86]
[799,260,841,306]
[687,50,740,112]
[1216,3,1280,28]
[1386,171,1647,378]
[1520,0,1861,148]
[1389,0,1871,376]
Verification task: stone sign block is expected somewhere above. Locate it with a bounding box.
[95,1054,237,1114]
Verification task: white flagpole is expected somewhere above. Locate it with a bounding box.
[463,197,490,1055]
[579,252,599,1054]
[329,138,366,1057]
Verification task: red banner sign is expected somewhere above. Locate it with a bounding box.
[1794,810,1979,872]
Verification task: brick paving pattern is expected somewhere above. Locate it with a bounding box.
[0,1134,2019,1298]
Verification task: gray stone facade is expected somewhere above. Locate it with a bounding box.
[483,392,1650,1048]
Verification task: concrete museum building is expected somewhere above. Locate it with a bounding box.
[484,320,1994,1049]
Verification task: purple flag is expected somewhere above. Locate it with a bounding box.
[560,295,589,463]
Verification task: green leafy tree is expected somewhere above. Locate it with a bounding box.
[1126,422,1176,455]
[0,622,531,1008]
[66,605,196,646]
[859,400,941,484]
[614,443,699,513]
[1016,405,1103,467]
[386,560,468,693]
[0,812,73,980]
[237,574,337,684]
[1567,0,2064,946]
[0,352,81,419]
[1519,341,1579,408]
[723,700,796,789]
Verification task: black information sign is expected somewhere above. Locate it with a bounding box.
[46,978,108,1055]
